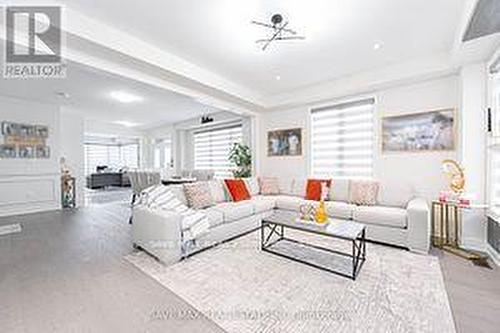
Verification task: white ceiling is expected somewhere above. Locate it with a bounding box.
[65,0,467,96]
[0,61,221,129]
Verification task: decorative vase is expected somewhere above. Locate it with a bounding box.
[315,199,328,224]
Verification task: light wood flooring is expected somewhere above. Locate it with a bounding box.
[0,202,499,332]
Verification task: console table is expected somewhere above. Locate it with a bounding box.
[431,201,490,266]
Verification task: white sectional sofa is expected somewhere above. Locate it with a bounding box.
[132,178,430,265]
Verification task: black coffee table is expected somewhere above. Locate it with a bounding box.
[261,211,366,280]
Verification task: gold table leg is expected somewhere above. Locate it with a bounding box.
[438,204,490,267]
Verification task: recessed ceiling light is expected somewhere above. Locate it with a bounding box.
[373,43,382,50]
[275,75,281,81]
[109,91,143,103]
[114,120,140,128]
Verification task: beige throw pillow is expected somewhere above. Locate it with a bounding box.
[349,180,380,206]
[183,182,214,209]
[259,177,280,195]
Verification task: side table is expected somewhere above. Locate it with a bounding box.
[431,201,490,266]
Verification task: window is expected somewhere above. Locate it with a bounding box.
[153,138,172,169]
[311,98,375,179]
[194,124,243,178]
[84,137,140,175]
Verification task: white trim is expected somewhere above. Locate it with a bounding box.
[486,243,500,266]
[461,236,486,252]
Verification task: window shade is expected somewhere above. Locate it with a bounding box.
[311,98,375,179]
[84,143,139,175]
[194,124,242,178]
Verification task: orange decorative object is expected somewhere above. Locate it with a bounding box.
[305,179,331,201]
[224,179,251,202]
[315,200,328,224]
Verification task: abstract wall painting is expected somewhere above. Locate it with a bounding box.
[382,109,455,152]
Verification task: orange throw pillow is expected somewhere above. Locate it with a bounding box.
[224,179,251,202]
[305,179,331,201]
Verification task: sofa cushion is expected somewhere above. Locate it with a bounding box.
[349,180,380,206]
[251,195,276,213]
[378,183,414,208]
[244,177,260,196]
[353,205,407,229]
[212,201,254,222]
[306,179,331,201]
[328,178,349,202]
[207,180,226,203]
[201,207,224,228]
[184,182,214,209]
[275,196,318,212]
[224,179,251,202]
[167,184,188,206]
[290,178,306,197]
[324,201,356,220]
[275,195,303,211]
[259,177,280,195]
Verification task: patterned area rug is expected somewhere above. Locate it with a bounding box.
[125,230,456,333]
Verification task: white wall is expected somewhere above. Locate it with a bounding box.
[60,110,85,207]
[0,96,62,216]
[375,76,458,200]
[260,76,459,201]
[460,63,487,250]
[258,74,493,249]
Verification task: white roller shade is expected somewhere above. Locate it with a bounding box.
[194,124,243,178]
[311,98,375,179]
[84,139,140,175]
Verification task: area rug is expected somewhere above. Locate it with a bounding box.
[125,230,456,333]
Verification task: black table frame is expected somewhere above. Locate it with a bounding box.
[260,220,366,280]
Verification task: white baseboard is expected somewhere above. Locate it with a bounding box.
[461,237,486,252]
[486,244,500,267]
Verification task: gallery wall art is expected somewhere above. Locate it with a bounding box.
[267,128,302,156]
[0,121,50,159]
[382,109,455,152]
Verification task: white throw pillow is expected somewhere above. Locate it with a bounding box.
[207,180,226,203]
[168,184,188,206]
[291,178,307,197]
[244,177,260,196]
[329,179,350,202]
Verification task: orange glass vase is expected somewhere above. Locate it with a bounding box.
[315,199,328,224]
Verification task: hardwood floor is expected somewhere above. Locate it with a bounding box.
[0,203,224,333]
[437,249,500,333]
[0,202,499,332]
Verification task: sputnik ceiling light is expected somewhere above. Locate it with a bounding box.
[251,14,305,51]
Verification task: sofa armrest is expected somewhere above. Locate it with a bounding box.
[132,205,183,265]
[406,197,431,253]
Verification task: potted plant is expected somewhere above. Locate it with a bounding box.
[228,143,252,178]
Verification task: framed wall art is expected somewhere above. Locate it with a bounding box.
[382,109,455,152]
[267,128,302,156]
[0,121,50,159]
